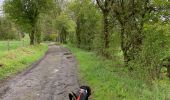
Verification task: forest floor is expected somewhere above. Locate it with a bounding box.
[0,45,79,100]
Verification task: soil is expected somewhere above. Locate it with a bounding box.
[0,45,79,100]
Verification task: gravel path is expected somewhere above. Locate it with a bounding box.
[0,45,79,100]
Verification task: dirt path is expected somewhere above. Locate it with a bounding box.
[0,45,79,100]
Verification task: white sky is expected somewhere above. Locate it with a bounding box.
[0,0,4,8]
[0,0,4,16]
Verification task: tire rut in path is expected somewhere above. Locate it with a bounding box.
[0,45,79,100]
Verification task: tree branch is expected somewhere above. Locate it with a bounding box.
[96,0,104,11]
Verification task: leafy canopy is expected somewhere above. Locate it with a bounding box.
[3,0,54,32]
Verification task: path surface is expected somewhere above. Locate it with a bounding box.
[0,45,79,100]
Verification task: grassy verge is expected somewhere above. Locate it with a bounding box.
[0,36,30,53]
[0,44,48,79]
[0,41,29,52]
[65,45,170,100]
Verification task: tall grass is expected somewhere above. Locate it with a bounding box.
[0,41,28,51]
[0,35,48,79]
[0,35,30,57]
[0,44,48,79]
[65,45,170,100]
[0,35,30,53]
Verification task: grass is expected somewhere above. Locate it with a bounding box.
[0,44,48,79]
[65,45,170,100]
[0,36,30,56]
[0,35,48,79]
[0,41,29,52]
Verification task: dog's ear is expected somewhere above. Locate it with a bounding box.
[86,86,91,96]
[69,92,77,100]
[80,86,91,96]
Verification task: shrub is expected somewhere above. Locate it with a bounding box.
[128,23,170,81]
[43,33,57,42]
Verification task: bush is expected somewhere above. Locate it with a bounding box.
[49,34,57,41]
[43,33,57,41]
[128,23,170,81]
[0,17,19,40]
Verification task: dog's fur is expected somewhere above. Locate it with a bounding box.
[69,86,91,100]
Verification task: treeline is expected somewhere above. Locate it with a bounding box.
[0,17,20,40]
[3,0,75,45]
[3,0,170,81]
[66,0,170,81]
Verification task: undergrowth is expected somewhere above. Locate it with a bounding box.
[65,45,170,100]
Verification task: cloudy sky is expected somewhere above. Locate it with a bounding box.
[0,0,4,15]
[0,0,4,8]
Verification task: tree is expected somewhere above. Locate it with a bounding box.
[96,0,113,57]
[69,0,102,50]
[56,13,76,44]
[0,17,19,40]
[4,0,54,45]
[110,0,152,64]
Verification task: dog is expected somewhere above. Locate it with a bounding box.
[69,86,91,100]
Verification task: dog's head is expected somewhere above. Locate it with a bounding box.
[69,86,91,100]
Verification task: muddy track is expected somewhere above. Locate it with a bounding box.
[0,45,79,100]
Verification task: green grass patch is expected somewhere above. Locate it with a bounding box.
[0,35,30,53]
[0,40,28,52]
[65,45,170,100]
[0,44,48,79]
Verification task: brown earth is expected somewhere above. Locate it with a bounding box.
[0,45,79,100]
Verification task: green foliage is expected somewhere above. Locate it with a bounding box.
[56,13,76,43]
[63,0,170,90]
[43,33,57,42]
[0,17,19,40]
[3,0,55,44]
[39,13,57,42]
[128,22,170,80]
[66,45,170,100]
[49,34,57,42]
[68,0,102,50]
[4,0,54,28]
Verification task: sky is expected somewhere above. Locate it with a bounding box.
[0,0,4,16]
[0,0,4,8]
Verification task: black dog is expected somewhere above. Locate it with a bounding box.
[69,86,91,100]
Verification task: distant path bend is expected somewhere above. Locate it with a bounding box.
[0,45,79,100]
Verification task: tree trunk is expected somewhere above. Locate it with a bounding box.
[76,17,81,48]
[103,12,110,57]
[162,57,170,78]
[103,13,109,49]
[119,17,143,64]
[120,27,129,63]
[29,30,35,45]
[36,32,41,44]
[167,67,170,78]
